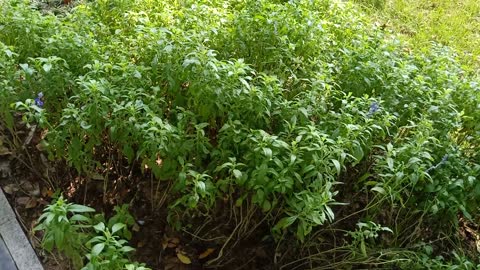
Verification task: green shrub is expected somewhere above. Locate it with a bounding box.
[1,0,479,268]
[35,196,149,270]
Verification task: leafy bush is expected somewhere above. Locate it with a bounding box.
[35,196,149,270]
[0,0,479,268]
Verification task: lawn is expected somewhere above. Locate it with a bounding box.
[355,0,480,71]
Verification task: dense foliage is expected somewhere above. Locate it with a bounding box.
[1,0,480,268]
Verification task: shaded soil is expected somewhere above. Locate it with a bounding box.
[0,117,276,270]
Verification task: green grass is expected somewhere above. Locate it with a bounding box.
[355,0,480,71]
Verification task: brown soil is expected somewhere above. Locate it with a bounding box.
[0,117,275,270]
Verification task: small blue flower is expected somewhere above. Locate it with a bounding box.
[34,98,44,107]
[367,102,379,117]
[426,154,449,173]
[34,92,44,108]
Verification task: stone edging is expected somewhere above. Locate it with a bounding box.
[0,188,43,270]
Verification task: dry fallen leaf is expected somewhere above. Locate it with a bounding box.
[170,237,180,244]
[16,196,30,205]
[164,256,180,270]
[165,236,180,248]
[22,181,40,197]
[162,242,168,250]
[26,198,38,209]
[176,252,192,265]
[3,183,19,194]
[24,125,36,145]
[199,248,215,259]
[132,223,140,232]
[0,145,12,156]
[0,137,12,156]
[0,161,11,178]
[137,241,145,248]
[41,187,54,198]
[36,141,48,152]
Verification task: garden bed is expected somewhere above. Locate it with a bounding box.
[1,0,480,269]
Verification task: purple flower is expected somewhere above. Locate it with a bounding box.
[367,102,379,117]
[34,92,44,108]
[34,98,44,107]
[426,154,449,173]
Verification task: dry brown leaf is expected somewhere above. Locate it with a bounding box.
[161,239,168,250]
[137,241,145,248]
[164,256,180,270]
[3,183,19,194]
[199,248,215,259]
[0,145,12,156]
[35,141,47,152]
[41,187,54,198]
[132,223,140,232]
[26,198,38,209]
[0,161,11,178]
[24,125,36,145]
[165,236,180,248]
[16,196,30,205]
[24,182,40,197]
[176,252,192,265]
[164,263,177,270]
[0,137,11,156]
[169,237,180,244]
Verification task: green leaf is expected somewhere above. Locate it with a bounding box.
[274,216,297,231]
[112,223,126,234]
[68,204,95,213]
[43,63,52,73]
[296,219,306,242]
[386,158,394,171]
[254,189,265,204]
[324,206,334,222]
[54,228,65,250]
[92,243,105,256]
[80,121,92,130]
[262,200,271,212]
[331,159,341,176]
[196,181,206,193]
[360,239,367,257]
[371,186,385,194]
[134,70,142,78]
[5,49,13,58]
[120,246,135,253]
[123,144,135,162]
[93,222,106,232]
[232,169,242,179]
[262,148,272,159]
[70,214,91,223]
[239,77,251,90]
[19,63,34,75]
[386,143,393,153]
[352,144,364,162]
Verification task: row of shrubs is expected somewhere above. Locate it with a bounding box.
[1,0,479,268]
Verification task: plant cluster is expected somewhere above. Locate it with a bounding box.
[1,0,479,268]
[35,195,149,270]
